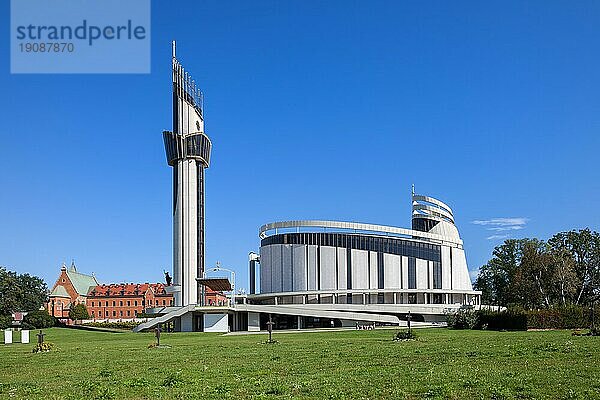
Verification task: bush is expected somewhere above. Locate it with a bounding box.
[23,310,55,329]
[0,315,12,329]
[446,309,527,331]
[446,308,479,329]
[526,305,599,329]
[393,330,417,341]
[83,321,139,330]
[478,309,527,331]
[32,341,54,353]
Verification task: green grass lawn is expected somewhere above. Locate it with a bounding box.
[1,328,599,399]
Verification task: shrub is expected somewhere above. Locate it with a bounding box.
[394,330,417,341]
[446,308,479,329]
[83,321,139,330]
[0,315,12,329]
[446,309,527,331]
[23,310,55,329]
[32,341,54,353]
[526,305,598,329]
[478,309,527,331]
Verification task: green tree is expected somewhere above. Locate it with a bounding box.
[548,229,600,305]
[474,239,524,307]
[23,310,55,329]
[69,303,90,323]
[0,266,48,316]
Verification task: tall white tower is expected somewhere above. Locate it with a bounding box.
[163,42,212,307]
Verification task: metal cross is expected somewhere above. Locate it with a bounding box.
[266,314,274,342]
[36,330,45,345]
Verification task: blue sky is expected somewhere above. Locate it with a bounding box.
[1,1,599,288]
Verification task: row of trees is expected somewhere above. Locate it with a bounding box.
[474,229,600,309]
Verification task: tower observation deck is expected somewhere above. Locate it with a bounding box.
[163,42,212,308]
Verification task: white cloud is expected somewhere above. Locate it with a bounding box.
[486,234,510,240]
[472,217,528,240]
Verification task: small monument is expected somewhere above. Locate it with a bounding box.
[4,330,12,344]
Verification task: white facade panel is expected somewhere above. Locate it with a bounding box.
[351,249,369,290]
[271,245,283,293]
[383,253,401,289]
[441,245,452,289]
[320,246,337,290]
[428,261,434,290]
[451,248,473,290]
[369,251,378,289]
[307,245,318,290]
[282,244,293,292]
[337,247,347,290]
[416,258,428,289]
[292,244,307,291]
[204,313,229,332]
[401,256,409,289]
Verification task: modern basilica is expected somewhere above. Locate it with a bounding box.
[135,45,481,333]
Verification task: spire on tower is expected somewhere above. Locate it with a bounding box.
[172,40,176,58]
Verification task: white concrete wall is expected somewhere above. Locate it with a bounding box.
[351,249,369,290]
[383,253,401,289]
[401,256,409,289]
[451,248,473,290]
[441,246,452,289]
[369,251,378,289]
[320,246,337,290]
[204,313,229,333]
[428,261,434,290]
[292,244,307,291]
[307,245,318,290]
[416,258,428,289]
[337,247,347,290]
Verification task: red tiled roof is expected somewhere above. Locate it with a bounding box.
[87,282,221,297]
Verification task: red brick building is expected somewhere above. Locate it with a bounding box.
[47,262,98,319]
[46,263,227,321]
[86,283,173,319]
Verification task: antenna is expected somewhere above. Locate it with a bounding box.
[172,40,176,58]
[411,184,415,197]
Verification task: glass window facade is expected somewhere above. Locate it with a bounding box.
[432,262,442,289]
[262,233,441,262]
[408,257,416,289]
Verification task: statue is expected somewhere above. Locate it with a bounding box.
[164,270,172,286]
